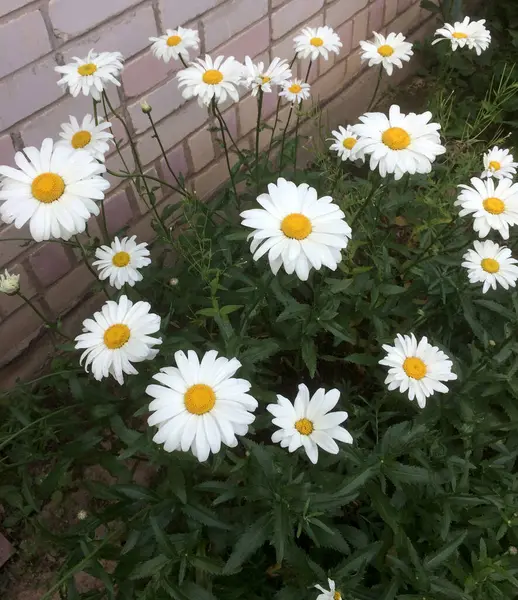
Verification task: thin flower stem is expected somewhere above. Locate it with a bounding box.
[1,238,78,247]
[350,182,382,228]
[255,89,264,194]
[292,61,313,174]
[211,100,239,208]
[16,292,71,342]
[179,55,189,68]
[278,105,294,173]
[106,169,183,195]
[367,66,384,112]
[92,98,110,243]
[213,104,250,169]
[74,235,111,299]
[304,60,313,83]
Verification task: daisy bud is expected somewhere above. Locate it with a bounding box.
[489,339,496,346]
[169,277,179,286]
[140,100,152,114]
[77,510,88,520]
[0,269,20,295]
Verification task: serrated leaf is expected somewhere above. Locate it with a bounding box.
[129,554,170,580]
[183,503,232,530]
[223,514,271,573]
[424,531,467,570]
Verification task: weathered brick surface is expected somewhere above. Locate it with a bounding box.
[0,0,430,373]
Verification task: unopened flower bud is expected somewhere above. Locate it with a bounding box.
[169,277,179,287]
[140,100,152,114]
[0,269,20,295]
[77,510,88,521]
[509,546,518,555]
[489,340,496,347]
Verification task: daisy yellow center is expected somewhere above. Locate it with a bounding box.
[77,63,97,76]
[343,137,357,150]
[382,127,411,150]
[31,173,65,204]
[489,160,501,172]
[202,69,224,85]
[334,593,341,600]
[184,384,216,415]
[103,324,130,349]
[403,357,427,380]
[289,83,302,94]
[483,197,505,215]
[481,257,500,273]
[452,32,468,39]
[281,213,312,240]
[261,75,271,84]
[378,44,394,57]
[166,35,182,46]
[295,418,313,435]
[71,130,92,149]
[112,251,131,267]
[310,37,324,47]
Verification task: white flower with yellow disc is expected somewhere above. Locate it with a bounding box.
[241,56,292,96]
[74,295,162,385]
[359,31,413,76]
[93,235,151,290]
[379,333,457,408]
[147,350,257,462]
[55,49,124,101]
[433,17,491,55]
[241,178,351,281]
[315,579,343,600]
[57,114,113,162]
[481,146,517,180]
[352,104,445,180]
[149,27,200,62]
[329,125,360,161]
[0,138,109,242]
[177,54,242,106]
[456,177,518,240]
[267,384,353,464]
[294,26,342,61]
[279,79,311,104]
[462,240,518,293]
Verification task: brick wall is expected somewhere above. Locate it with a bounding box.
[0,0,433,377]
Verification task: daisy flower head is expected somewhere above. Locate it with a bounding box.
[93,235,151,290]
[74,295,162,385]
[294,26,342,61]
[147,350,257,462]
[315,579,342,600]
[241,178,352,281]
[55,49,124,101]
[462,240,518,293]
[267,384,353,465]
[379,333,457,408]
[481,146,518,180]
[329,125,360,162]
[176,55,242,107]
[279,79,311,104]
[0,138,109,242]
[456,177,518,240]
[0,269,20,295]
[149,27,200,63]
[352,104,446,180]
[359,31,413,76]
[57,114,113,162]
[241,56,292,96]
[433,17,491,55]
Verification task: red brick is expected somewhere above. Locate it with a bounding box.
[352,8,369,47]
[49,0,142,37]
[326,0,368,27]
[214,17,269,60]
[193,158,229,200]
[310,58,347,103]
[369,0,386,32]
[0,134,15,168]
[0,261,38,317]
[122,50,174,99]
[0,0,34,18]
[385,0,398,22]
[128,78,186,134]
[390,1,421,34]
[204,0,269,51]
[272,0,324,39]
[238,92,280,137]
[188,127,215,172]
[0,303,45,367]
[29,243,73,287]
[398,0,414,12]
[105,144,136,190]
[45,262,95,317]
[0,223,34,267]
[159,0,219,28]
[159,145,190,189]
[0,56,64,130]
[103,188,135,235]
[335,19,353,56]
[132,166,164,214]
[60,6,157,62]
[0,10,51,79]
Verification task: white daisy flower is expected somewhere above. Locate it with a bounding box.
[176,55,242,107]
[92,235,151,290]
[149,27,200,63]
[55,49,124,101]
[267,384,353,465]
[456,177,518,240]
[379,333,457,409]
[359,31,413,76]
[352,104,446,180]
[462,240,518,293]
[241,56,292,96]
[294,26,342,61]
[74,295,162,386]
[329,125,360,161]
[315,579,342,600]
[0,138,109,242]
[432,17,491,55]
[241,178,352,281]
[0,269,20,295]
[57,114,113,162]
[279,79,311,104]
[481,146,518,180]
[147,350,257,462]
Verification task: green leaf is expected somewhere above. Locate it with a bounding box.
[223,514,271,573]
[420,0,441,12]
[182,582,218,600]
[336,463,379,496]
[333,541,383,578]
[424,531,467,570]
[219,304,243,316]
[182,503,232,530]
[302,337,317,377]
[378,284,406,295]
[344,353,378,366]
[197,307,218,317]
[129,554,170,580]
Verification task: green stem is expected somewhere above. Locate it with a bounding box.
[16,292,70,342]
[278,105,294,173]
[240,272,274,338]
[74,236,111,299]
[255,89,264,194]
[211,100,239,209]
[367,66,383,112]
[92,98,109,242]
[350,182,382,228]
[213,104,250,170]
